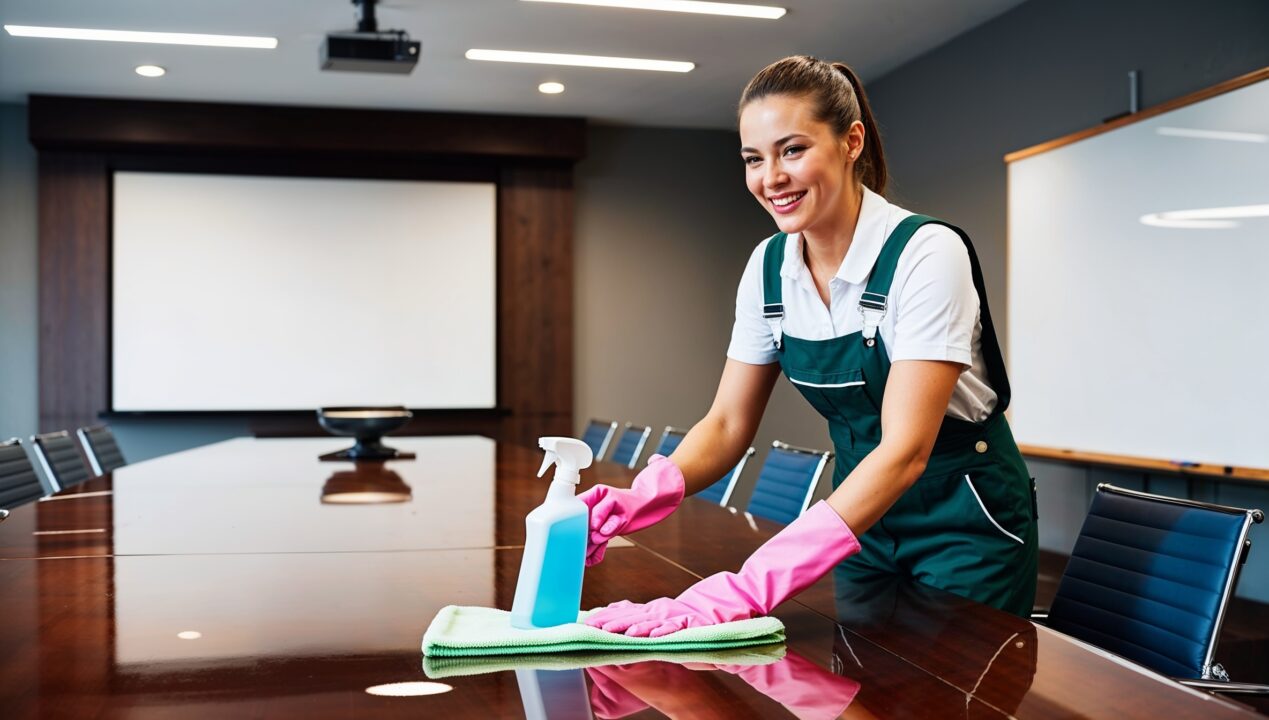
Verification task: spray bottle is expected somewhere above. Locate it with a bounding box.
[510,437,593,629]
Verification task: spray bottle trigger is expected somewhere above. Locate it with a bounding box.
[537,452,556,478]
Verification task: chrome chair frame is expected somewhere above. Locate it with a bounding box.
[582,419,619,462]
[609,423,652,469]
[711,446,755,507]
[1035,483,1267,695]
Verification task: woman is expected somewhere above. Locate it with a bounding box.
[583,55,1037,637]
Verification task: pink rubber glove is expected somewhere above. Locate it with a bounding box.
[585,501,860,637]
[579,455,685,566]
[720,652,860,720]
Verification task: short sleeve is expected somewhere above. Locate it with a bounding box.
[726,239,780,365]
[888,225,978,368]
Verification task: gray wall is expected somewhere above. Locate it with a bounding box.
[862,0,1269,601]
[0,104,37,443]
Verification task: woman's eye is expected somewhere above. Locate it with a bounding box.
[783,145,805,156]
[743,156,762,166]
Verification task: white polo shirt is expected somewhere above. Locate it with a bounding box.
[726,186,998,422]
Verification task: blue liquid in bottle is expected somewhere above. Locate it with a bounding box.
[529,513,587,627]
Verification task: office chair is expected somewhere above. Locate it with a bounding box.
[696,446,756,507]
[745,441,833,524]
[580,419,618,462]
[77,424,127,476]
[1037,484,1267,694]
[31,431,92,492]
[0,438,47,509]
[607,423,652,469]
[651,426,690,458]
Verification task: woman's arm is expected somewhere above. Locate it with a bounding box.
[824,358,962,532]
[668,359,782,496]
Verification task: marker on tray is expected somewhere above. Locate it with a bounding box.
[1170,460,1199,469]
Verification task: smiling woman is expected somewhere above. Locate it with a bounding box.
[580,54,1040,636]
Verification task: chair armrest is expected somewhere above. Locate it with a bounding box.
[1178,679,1269,695]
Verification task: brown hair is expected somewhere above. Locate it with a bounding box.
[739,55,887,196]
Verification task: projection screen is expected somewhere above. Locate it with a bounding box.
[111,172,497,411]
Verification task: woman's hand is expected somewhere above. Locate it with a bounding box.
[586,501,860,636]
[578,455,685,566]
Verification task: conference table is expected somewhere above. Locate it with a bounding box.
[0,436,1258,718]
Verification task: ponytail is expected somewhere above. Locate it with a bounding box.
[739,56,888,196]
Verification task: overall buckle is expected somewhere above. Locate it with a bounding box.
[859,292,886,347]
[763,303,784,350]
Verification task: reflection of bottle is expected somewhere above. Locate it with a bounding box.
[510,437,592,629]
[516,668,594,720]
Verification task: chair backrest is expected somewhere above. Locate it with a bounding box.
[0,438,46,509]
[607,423,652,469]
[696,447,755,507]
[746,441,833,524]
[651,426,689,459]
[77,424,127,476]
[580,420,618,462]
[31,431,92,492]
[1047,484,1264,680]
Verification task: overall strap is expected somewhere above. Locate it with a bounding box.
[761,233,788,350]
[863,215,1013,414]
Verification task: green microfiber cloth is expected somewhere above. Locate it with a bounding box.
[421,605,785,659]
[423,643,786,679]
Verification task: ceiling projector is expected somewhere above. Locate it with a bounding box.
[321,0,419,74]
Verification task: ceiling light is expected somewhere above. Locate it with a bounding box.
[1156,127,1268,143]
[522,0,785,18]
[539,82,565,94]
[1140,203,1269,229]
[176,631,202,640]
[135,65,166,78]
[365,681,453,697]
[466,49,693,73]
[3,25,278,49]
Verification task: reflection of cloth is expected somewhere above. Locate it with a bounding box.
[422,605,784,657]
[587,650,860,720]
[423,643,786,679]
[833,574,1037,715]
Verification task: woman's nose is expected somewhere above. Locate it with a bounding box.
[764,162,786,189]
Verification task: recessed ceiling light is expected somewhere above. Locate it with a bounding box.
[136,65,166,78]
[3,25,277,49]
[466,49,693,73]
[539,82,565,94]
[522,0,785,19]
[176,630,202,640]
[365,681,453,697]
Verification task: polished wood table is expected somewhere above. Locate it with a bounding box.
[0,437,1258,718]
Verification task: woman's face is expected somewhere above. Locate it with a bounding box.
[739,94,861,238]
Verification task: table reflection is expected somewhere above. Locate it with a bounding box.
[321,463,412,504]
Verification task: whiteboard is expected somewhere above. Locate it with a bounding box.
[1007,76,1269,469]
[112,172,497,411]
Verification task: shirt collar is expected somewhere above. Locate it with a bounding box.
[780,186,892,286]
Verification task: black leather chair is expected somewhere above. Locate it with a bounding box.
[1038,483,1267,694]
[31,431,92,492]
[0,438,47,509]
[77,424,127,476]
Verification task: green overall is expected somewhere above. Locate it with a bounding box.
[762,215,1038,617]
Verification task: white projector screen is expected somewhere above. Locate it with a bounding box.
[112,172,497,411]
[1007,76,1269,470]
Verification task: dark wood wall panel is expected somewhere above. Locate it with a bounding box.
[38,153,110,433]
[496,165,575,445]
[32,97,584,445]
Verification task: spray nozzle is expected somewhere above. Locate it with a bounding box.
[537,436,594,485]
